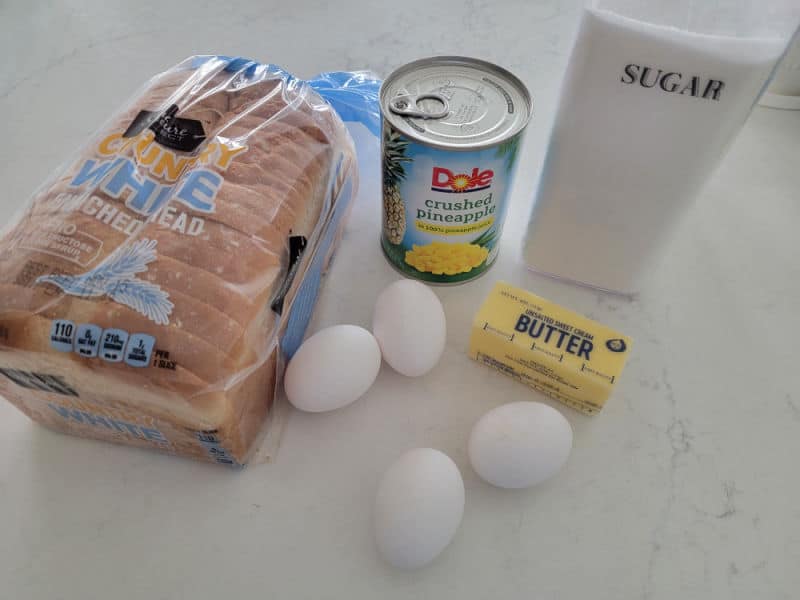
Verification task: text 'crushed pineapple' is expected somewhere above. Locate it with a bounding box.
[405,242,489,275]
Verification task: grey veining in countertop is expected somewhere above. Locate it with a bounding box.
[1,1,799,599]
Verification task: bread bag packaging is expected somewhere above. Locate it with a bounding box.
[0,56,380,465]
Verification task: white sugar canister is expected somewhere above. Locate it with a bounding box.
[524,1,799,294]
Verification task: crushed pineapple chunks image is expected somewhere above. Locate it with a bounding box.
[405,242,489,275]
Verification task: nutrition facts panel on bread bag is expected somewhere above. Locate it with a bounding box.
[48,320,154,367]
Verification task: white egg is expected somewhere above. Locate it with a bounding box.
[284,324,381,413]
[374,448,464,569]
[372,280,446,377]
[468,402,573,489]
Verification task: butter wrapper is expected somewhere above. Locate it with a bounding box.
[469,281,632,415]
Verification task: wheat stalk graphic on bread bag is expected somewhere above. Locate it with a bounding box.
[36,238,174,326]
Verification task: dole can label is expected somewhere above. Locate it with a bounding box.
[381,122,523,284]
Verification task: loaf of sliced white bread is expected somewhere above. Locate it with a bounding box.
[0,56,355,464]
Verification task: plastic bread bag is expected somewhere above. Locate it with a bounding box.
[0,55,380,466]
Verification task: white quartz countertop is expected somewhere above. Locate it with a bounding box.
[2,1,799,599]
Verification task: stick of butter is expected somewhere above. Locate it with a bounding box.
[469,281,632,415]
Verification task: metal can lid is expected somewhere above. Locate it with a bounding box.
[380,56,532,150]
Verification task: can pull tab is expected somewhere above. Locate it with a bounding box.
[388,93,449,119]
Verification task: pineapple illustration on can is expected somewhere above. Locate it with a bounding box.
[380,56,531,284]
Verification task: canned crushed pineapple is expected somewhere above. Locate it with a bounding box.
[380,56,532,284]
